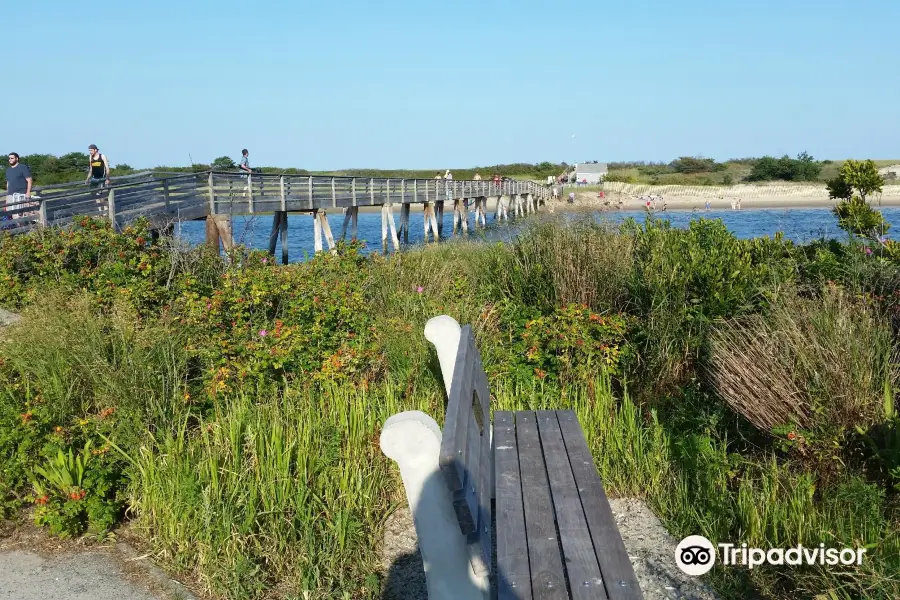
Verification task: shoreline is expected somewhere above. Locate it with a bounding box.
[234,194,900,217]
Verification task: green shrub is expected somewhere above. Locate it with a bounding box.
[623,217,782,394]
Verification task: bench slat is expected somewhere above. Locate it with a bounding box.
[516,411,568,599]
[536,411,610,600]
[557,410,644,600]
[494,411,532,600]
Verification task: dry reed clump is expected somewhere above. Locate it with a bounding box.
[705,284,897,436]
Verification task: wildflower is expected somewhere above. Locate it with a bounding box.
[99,407,116,419]
[68,489,86,501]
[534,368,547,379]
[183,392,191,401]
[55,426,63,434]
[20,412,32,424]
[416,286,424,294]
[262,257,268,264]
[259,329,268,337]
[35,495,49,505]
[787,431,797,441]
[865,247,872,256]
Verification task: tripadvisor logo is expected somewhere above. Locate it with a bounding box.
[675,535,867,576]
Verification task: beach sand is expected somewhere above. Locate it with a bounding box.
[560,190,900,213]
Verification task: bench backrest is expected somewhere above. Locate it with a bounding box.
[438,324,493,576]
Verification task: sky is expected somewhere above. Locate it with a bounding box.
[7,0,899,170]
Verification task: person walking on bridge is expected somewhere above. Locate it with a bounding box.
[239,149,251,175]
[86,145,110,189]
[5,152,32,220]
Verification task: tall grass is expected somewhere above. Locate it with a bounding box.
[0,290,192,446]
[488,218,633,314]
[121,380,440,599]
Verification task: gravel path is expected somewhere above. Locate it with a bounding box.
[379,498,720,600]
[0,525,198,600]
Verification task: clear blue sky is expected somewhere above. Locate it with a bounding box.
[8,0,899,170]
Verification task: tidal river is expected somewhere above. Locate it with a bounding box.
[171,206,900,263]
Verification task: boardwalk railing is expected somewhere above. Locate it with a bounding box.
[3,171,552,238]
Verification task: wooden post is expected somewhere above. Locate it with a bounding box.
[313,210,323,253]
[331,177,336,208]
[107,189,116,230]
[247,174,254,213]
[38,200,47,228]
[280,176,286,212]
[381,204,400,253]
[320,211,336,253]
[308,176,314,210]
[208,172,216,214]
[206,215,220,253]
[268,211,282,256]
[341,206,359,241]
[400,203,410,243]
[436,200,444,238]
[280,211,288,264]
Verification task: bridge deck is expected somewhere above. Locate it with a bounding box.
[3,171,551,236]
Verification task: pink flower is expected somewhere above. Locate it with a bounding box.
[262,257,268,264]
[865,247,873,255]
[259,329,268,337]
[416,286,424,293]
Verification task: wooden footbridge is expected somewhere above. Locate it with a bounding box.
[6,171,552,262]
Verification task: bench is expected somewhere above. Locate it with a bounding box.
[381,316,643,599]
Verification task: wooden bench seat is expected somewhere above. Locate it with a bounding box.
[441,324,643,600]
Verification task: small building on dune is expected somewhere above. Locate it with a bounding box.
[574,162,608,184]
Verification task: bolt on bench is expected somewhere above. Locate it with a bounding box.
[380,316,643,600]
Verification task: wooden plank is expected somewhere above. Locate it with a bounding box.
[536,411,608,599]
[494,411,531,600]
[515,410,567,599]
[557,410,643,600]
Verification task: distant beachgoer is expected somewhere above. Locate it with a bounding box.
[736,197,742,210]
[444,170,453,180]
[5,152,32,218]
[705,200,711,210]
[473,172,482,181]
[568,191,575,204]
[435,172,442,179]
[85,144,110,189]
[552,186,559,200]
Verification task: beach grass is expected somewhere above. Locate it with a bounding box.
[0,216,897,599]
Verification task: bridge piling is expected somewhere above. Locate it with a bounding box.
[341,207,359,241]
[268,211,289,264]
[399,203,411,243]
[435,201,445,238]
[381,204,400,253]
